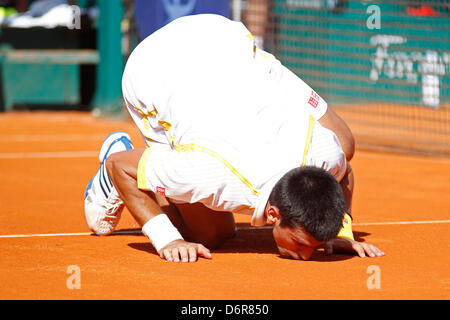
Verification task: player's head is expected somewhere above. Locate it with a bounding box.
[266,166,345,260]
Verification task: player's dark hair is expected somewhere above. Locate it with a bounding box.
[268,166,345,242]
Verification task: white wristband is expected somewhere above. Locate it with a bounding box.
[141,214,183,253]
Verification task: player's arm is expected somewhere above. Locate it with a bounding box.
[326,163,385,258]
[340,161,354,217]
[106,148,212,263]
[319,107,355,162]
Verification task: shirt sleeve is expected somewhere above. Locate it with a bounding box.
[306,122,347,182]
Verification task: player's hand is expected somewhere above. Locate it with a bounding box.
[324,238,385,258]
[159,239,212,262]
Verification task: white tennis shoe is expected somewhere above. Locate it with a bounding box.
[84,131,134,235]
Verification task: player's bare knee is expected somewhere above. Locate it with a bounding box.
[105,153,120,180]
[105,152,132,185]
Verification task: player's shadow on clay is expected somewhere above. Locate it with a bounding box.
[125,223,370,262]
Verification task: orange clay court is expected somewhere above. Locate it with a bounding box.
[0,110,449,300]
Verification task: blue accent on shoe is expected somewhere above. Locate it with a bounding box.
[100,163,111,193]
[120,136,134,151]
[84,175,94,200]
[101,131,127,143]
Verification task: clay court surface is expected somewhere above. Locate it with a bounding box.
[0,110,449,300]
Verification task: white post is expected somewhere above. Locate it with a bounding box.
[422,51,440,109]
[232,0,242,21]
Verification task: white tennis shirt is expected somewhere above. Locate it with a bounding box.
[122,14,346,226]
